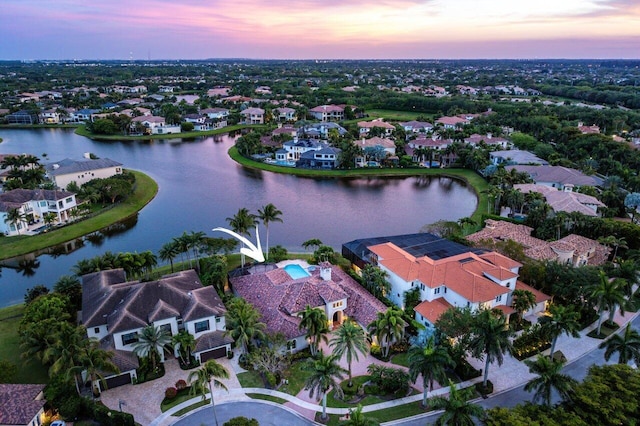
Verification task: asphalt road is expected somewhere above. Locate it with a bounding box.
[172,400,314,426]
[391,314,640,426]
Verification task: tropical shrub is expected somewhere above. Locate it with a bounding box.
[165,387,177,399]
[175,379,187,390]
[512,323,551,360]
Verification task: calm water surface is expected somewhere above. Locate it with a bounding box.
[0,128,477,306]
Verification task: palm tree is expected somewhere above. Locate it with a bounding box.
[408,336,455,407]
[43,323,86,395]
[304,352,347,421]
[511,289,537,326]
[599,323,640,365]
[611,237,628,262]
[330,319,369,386]
[341,404,379,426]
[257,203,283,261]
[71,338,119,396]
[133,324,171,372]
[224,298,266,354]
[226,208,258,267]
[299,305,330,357]
[429,380,485,426]
[361,265,391,299]
[469,309,514,390]
[589,271,627,335]
[524,355,576,407]
[539,304,581,358]
[159,240,181,273]
[172,330,196,365]
[367,307,407,359]
[4,208,26,235]
[302,238,323,252]
[188,360,230,426]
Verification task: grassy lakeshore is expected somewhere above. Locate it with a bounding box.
[229,146,489,225]
[74,124,265,141]
[0,170,158,261]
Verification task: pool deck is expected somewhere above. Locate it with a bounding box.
[276,259,311,269]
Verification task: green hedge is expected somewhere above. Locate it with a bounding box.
[512,324,551,360]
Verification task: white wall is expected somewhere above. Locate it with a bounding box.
[186,315,221,339]
[54,166,122,189]
[87,324,109,341]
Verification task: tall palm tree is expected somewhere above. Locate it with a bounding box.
[257,203,283,261]
[330,319,369,386]
[226,208,258,267]
[302,238,323,252]
[43,323,86,395]
[469,309,514,389]
[539,304,581,358]
[224,298,266,354]
[71,338,119,396]
[408,336,455,407]
[589,271,627,335]
[524,355,576,407]
[367,307,407,359]
[188,360,230,426]
[304,352,347,421]
[598,323,640,365]
[4,208,26,235]
[611,236,628,262]
[299,305,330,357]
[133,324,171,372]
[429,380,485,426]
[159,240,181,273]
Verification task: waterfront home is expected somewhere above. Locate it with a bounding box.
[229,262,386,352]
[240,107,265,124]
[280,138,326,160]
[39,109,61,124]
[514,183,605,217]
[5,110,39,125]
[131,115,181,135]
[297,146,341,169]
[80,269,231,391]
[45,157,123,189]
[0,188,77,235]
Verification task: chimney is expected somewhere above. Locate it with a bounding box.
[319,262,332,281]
[53,164,59,169]
[83,152,91,159]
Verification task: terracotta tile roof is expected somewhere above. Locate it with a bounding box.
[81,269,226,333]
[230,264,385,339]
[467,219,610,266]
[0,384,45,425]
[415,298,452,324]
[494,305,516,316]
[370,243,513,304]
[515,280,551,304]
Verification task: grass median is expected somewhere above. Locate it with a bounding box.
[0,170,158,261]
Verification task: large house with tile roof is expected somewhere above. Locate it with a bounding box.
[309,105,345,122]
[505,165,603,191]
[467,219,610,266]
[0,188,77,236]
[229,262,387,352]
[514,183,605,217]
[0,384,46,426]
[343,233,549,328]
[80,269,231,391]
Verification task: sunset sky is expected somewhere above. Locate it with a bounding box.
[1,0,639,60]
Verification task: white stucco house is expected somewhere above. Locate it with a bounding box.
[0,189,77,236]
[45,157,123,189]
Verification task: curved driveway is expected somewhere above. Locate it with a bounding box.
[172,400,315,426]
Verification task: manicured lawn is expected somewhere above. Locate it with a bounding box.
[318,401,430,426]
[237,371,264,388]
[161,388,195,412]
[0,170,158,260]
[367,109,430,122]
[0,304,49,384]
[278,358,314,396]
[391,352,410,367]
[246,393,288,404]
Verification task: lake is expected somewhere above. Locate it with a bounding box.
[0,128,477,307]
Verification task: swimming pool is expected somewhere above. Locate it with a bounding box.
[283,264,311,279]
